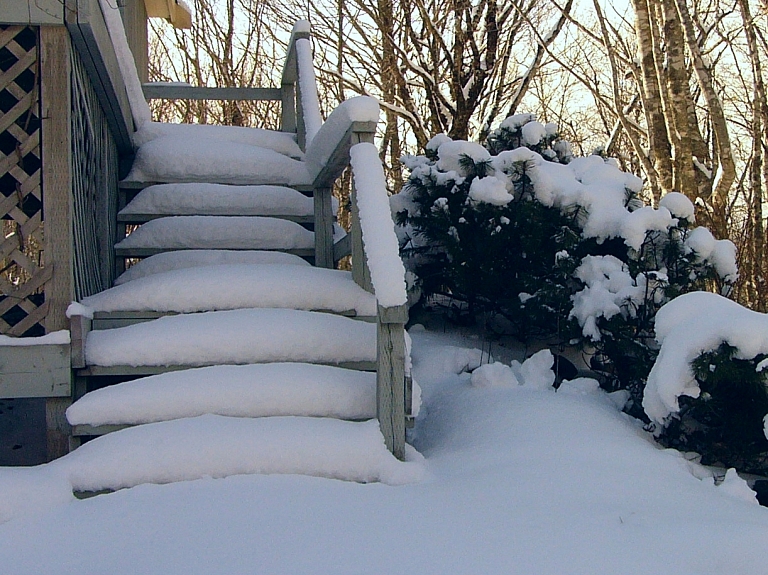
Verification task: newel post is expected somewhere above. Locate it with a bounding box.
[377,304,408,460]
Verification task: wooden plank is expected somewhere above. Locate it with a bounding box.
[141,84,281,101]
[40,26,75,333]
[377,320,406,460]
[71,423,131,436]
[312,121,378,189]
[78,359,377,377]
[117,212,313,224]
[350,187,373,293]
[0,344,71,398]
[280,83,296,134]
[378,304,408,324]
[123,0,148,83]
[69,314,91,369]
[314,187,334,268]
[333,232,351,262]
[0,1,64,24]
[115,246,315,258]
[65,0,133,152]
[46,398,71,460]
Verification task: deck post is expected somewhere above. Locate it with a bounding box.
[40,25,74,460]
[377,304,407,460]
[314,186,334,268]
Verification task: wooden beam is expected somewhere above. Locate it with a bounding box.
[141,84,281,102]
[314,187,334,268]
[0,1,64,24]
[65,0,133,152]
[377,313,406,460]
[123,0,148,84]
[0,344,71,398]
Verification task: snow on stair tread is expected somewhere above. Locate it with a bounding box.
[115,216,314,252]
[82,264,376,316]
[59,416,424,490]
[124,136,314,186]
[132,122,304,159]
[114,250,309,286]
[85,308,376,367]
[119,183,338,219]
[67,363,376,426]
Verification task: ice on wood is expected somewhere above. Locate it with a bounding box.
[114,250,309,285]
[81,264,377,316]
[66,363,377,425]
[115,216,314,252]
[85,308,377,367]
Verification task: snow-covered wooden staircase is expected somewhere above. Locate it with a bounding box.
[62,17,415,493]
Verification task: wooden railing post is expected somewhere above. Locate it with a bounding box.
[314,186,334,268]
[377,304,407,460]
[280,24,310,149]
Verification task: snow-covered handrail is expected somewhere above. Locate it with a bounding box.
[281,21,321,150]
[302,96,409,459]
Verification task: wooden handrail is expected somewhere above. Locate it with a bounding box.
[141,84,282,102]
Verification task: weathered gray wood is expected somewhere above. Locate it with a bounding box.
[117,212,313,224]
[141,84,281,101]
[40,26,74,334]
[115,246,315,258]
[312,122,378,189]
[0,0,64,24]
[333,232,351,262]
[0,344,71,398]
[280,29,310,85]
[281,83,296,133]
[72,423,131,436]
[377,318,406,460]
[350,189,373,293]
[378,304,408,324]
[65,0,133,152]
[40,26,75,461]
[314,187,334,268]
[122,0,148,84]
[46,398,71,460]
[69,314,91,369]
[78,359,377,377]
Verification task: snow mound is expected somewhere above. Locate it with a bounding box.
[67,363,376,426]
[716,469,758,505]
[644,291,768,424]
[132,123,303,158]
[125,136,312,186]
[85,308,377,367]
[115,216,314,252]
[114,250,309,285]
[81,264,376,316]
[120,183,333,218]
[0,466,73,525]
[62,417,423,491]
[470,362,519,387]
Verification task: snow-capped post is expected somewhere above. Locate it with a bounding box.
[280,21,311,147]
[280,21,321,151]
[349,142,409,461]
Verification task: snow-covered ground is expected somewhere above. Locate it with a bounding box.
[1,328,767,574]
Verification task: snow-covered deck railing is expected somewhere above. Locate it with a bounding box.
[298,96,409,459]
[281,21,321,150]
[139,21,318,149]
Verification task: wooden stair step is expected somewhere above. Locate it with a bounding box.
[82,308,377,370]
[113,250,311,285]
[118,183,335,224]
[82,264,377,319]
[114,216,315,254]
[68,363,377,432]
[60,416,420,492]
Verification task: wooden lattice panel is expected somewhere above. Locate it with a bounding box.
[0,25,46,336]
